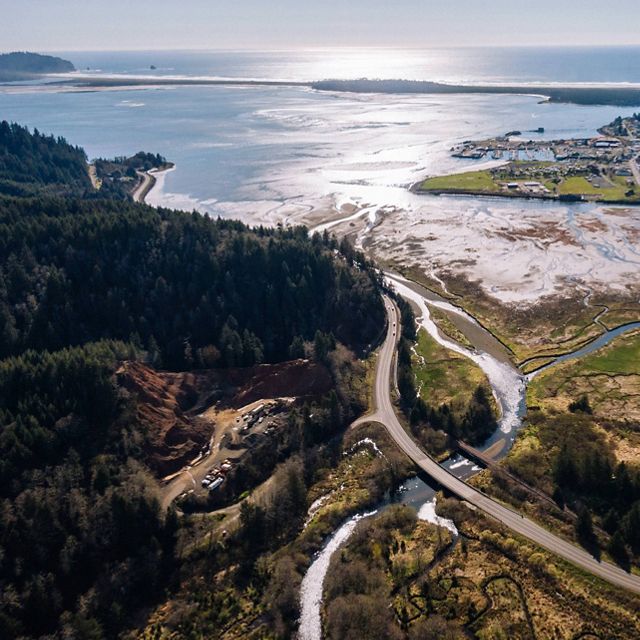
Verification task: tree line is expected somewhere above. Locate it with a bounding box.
[0,121,90,197]
[550,411,640,567]
[0,197,384,369]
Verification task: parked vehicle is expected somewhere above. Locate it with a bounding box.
[208,477,224,491]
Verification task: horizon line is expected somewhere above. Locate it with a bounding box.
[25,42,640,54]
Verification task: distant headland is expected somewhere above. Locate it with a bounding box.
[0,51,75,81]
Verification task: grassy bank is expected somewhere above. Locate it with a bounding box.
[420,170,501,194]
[390,262,624,364]
[528,328,640,441]
[412,328,490,412]
[471,330,640,578]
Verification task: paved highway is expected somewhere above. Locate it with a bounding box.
[363,295,640,595]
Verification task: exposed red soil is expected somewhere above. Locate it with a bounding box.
[117,359,332,477]
[221,359,333,408]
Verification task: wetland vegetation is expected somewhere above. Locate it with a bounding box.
[320,495,640,639]
[474,329,640,573]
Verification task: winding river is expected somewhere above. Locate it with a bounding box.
[386,272,640,466]
[298,272,640,640]
[297,488,457,640]
[298,510,378,640]
[526,320,640,380]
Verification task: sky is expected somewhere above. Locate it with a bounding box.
[1,0,639,51]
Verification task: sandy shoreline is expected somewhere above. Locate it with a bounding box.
[136,165,176,205]
[131,158,640,310]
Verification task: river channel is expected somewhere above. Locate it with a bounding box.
[297,270,640,640]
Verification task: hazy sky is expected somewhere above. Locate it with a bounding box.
[2,0,639,51]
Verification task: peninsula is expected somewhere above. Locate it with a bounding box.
[312,79,640,107]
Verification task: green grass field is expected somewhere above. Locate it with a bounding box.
[420,170,500,193]
[557,176,604,196]
[413,328,489,411]
[420,166,639,202]
[527,329,640,419]
[583,330,640,374]
[540,174,637,201]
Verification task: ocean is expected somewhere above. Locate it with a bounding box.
[2,48,639,224]
[50,47,640,85]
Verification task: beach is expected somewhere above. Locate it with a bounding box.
[135,165,175,205]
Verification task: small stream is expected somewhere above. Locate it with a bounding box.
[527,320,640,380]
[387,272,527,466]
[386,271,640,465]
[298,275,639,639]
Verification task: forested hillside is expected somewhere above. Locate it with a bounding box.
[0,197,383,366]
[0,52,75,81]
[0,121,91,196]
[0,124,385,638]
[0,341,178,639]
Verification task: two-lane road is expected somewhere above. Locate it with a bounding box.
[364,295,640,595]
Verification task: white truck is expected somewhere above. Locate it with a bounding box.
[208,477,224,491]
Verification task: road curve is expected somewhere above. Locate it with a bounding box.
[363,295,640,595]
[132,170,154,203]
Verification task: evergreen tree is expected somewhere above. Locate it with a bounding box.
[622,502,640,552]
[607,530,629,569]
[554,443,577,488]
[288,336,306,359]
[575,505,597,550]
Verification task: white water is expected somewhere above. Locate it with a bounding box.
[388,274,525,434]
[417,496,459,536]
[343,438,386,460]
[298,511,377,640]
[298,495,459,640]
[304,494,332,529]
[449,458,473,470]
